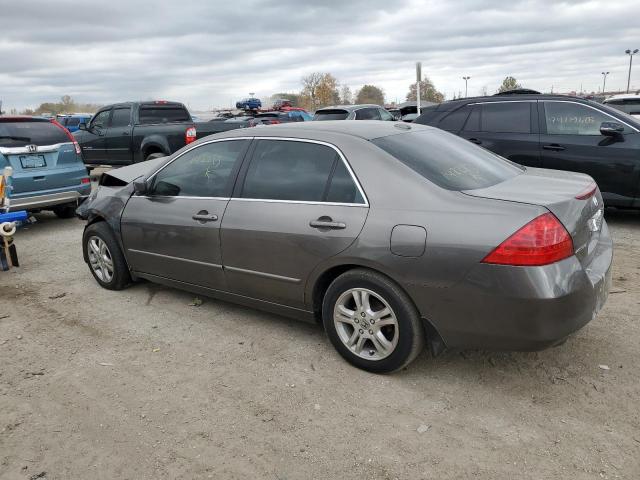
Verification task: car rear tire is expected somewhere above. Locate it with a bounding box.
[322,269,425,373]
[53,204,77,219]
[82,222,131,290]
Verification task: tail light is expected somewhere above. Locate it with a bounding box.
[575,182,597,200]
[185,126,197,145]
[81,177,91,184]
[51,119,82,155]
[481,213,574,266]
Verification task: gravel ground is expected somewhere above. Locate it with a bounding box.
[1,209,639,479]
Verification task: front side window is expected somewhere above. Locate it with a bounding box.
[355,108,381,120]
[439,106,472,132]
[481,102,531,134]
[241,140,361,203]
[91,110,111,129]
[65,118,81,127]
[152,140,249,197]
[544,102,630,135]
[110,108,131,128]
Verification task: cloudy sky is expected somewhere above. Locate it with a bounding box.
[1,0,638,112]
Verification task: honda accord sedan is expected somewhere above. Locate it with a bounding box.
[78,121,612,373]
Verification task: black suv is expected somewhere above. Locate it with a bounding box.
[414,94,640,208]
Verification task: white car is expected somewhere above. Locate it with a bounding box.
[603,93,640,118]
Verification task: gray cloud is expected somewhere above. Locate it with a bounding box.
[1,0,638,111]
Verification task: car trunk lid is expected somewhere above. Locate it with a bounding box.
[463,167,604,265]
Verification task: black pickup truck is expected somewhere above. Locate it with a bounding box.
[74,101,225,167]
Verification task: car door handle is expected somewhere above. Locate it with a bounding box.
[192,212,218,223]
[309,218,346,230]
[543,144,565,151]
[468,137,482,145]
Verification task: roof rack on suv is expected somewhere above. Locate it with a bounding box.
[494,88,541,96]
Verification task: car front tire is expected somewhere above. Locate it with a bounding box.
[322,269,425,373]
[82,222,131,290]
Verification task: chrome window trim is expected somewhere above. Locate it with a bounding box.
[468,100,537,105]
[542,100,639,133]
[229,198,368,208]
[242,136,369,206]
[0,142,72,155]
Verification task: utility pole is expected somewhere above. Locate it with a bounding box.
[626,49,638,93]
[416,62,422,116]
[462,76,471,97]
[601,71,610,94]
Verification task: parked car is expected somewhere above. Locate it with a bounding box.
[73,101,198,166]
[57,113,92,132]
[235,97,262,110]
[400,113,419,123]
[249,109,312,126]
[272,98,293,110]
[414,93,640,209]
[77,121,611,373]
[603,93,640,118]
[313,105,396,121]
[0,116,90,217]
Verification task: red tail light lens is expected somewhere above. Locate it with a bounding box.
[481,213,574,266]
[185,126,197,144]
[81,177,91,184]
[51,119,82,155]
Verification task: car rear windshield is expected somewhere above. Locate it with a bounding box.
[138,106,191,124]
[371,130,523,191]
[314,110,349,121]
[0,120,70,148]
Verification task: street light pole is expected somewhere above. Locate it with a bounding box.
[625,49,638,93]
[601,71,609,93]
[462,76,471,97]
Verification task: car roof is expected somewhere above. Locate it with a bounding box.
[211,120,435,141]
[0,116,51,123]
[604,93,640,102]
[315,104,383,112]
[429,93,596,111]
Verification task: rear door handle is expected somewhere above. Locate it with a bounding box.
[543,144,565,151]
[468,137,482,145]
[192,212,218,223]
[309,219,346,230]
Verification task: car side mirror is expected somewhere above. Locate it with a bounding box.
[600,121,624,137]
[133,178,149,196]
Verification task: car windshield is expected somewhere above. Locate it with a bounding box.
[314,110,349,120]
[372,129,523,191]
[0,120,70,147]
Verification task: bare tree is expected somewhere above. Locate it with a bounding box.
[340,85,353,105]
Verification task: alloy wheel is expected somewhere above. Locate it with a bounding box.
[333,288,399,361]
[87,236,114,283]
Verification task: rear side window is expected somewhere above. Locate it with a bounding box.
[355,108,381,120]
[138,106,190,124]
[314,110,349,121]
[481,102,531,133]
[0,121,70,147]
[372,130,523,191]
[438,106,471,132]
[66,118,81,127]
[241,140,338,202]
[326,160,364,204]
[110,108,131,127]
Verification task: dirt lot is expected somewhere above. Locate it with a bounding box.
[1,210,639,479]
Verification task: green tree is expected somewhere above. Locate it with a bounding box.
[406,76,444,103]
[498,76,521,93]
[355,84,385,105]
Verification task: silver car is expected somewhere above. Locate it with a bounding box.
[78,121,612,373]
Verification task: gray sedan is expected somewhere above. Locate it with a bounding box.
[78,121,612,373]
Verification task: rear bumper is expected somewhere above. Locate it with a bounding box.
[421,222,613,351]
[8,187,91,211]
